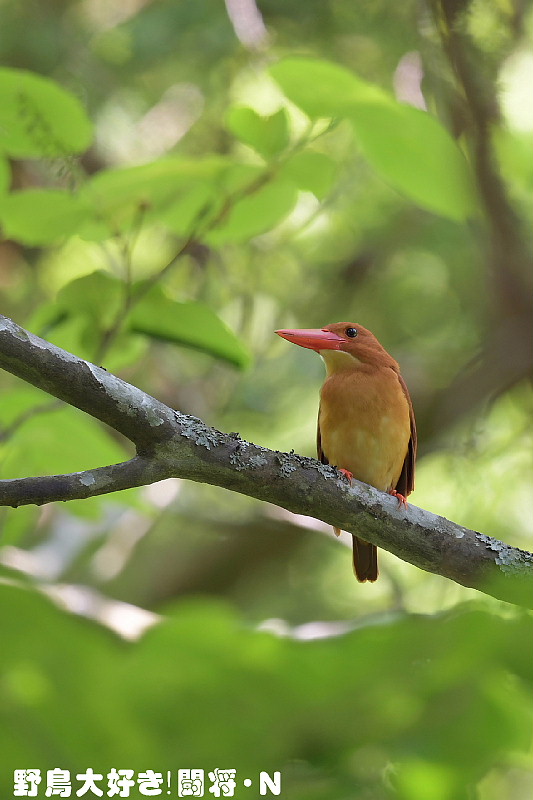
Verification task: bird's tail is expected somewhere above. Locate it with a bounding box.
[352,535,379,582]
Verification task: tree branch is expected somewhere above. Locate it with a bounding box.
[0,315,177,453]
[0,456,169,506]
[1,314,532,608]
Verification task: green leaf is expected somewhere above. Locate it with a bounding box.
[269,56,384,119]
[57,271,124,329]
[39,273,128,363]
[29,297,147,371]
[80,157,228,239]
[158,181,219,236]
[0,406,125,480]
[219,162,265,194]
[348,102,478,221]
[207,177,298,244]
[282,151,337,199]
[0,189,90,245]
[270,57,477,220]
[492,129,533,194]
[51,273,250,368]
[0,505,40,546]
[0,68,93,157]
[129,287,251,369]
[0,385,53,428]
[102,331,149,374]
[37,315,103,364]
[0,591,530,796]
[226,107,290,158]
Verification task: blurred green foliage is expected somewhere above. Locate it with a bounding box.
[0,583,531,800]
[0,0,532,798]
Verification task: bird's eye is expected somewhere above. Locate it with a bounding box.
[345,327,358,338]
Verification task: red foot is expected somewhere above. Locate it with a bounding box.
[389,488,408,508]
[338,468,353,482]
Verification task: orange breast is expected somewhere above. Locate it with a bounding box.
[319,363,411,492]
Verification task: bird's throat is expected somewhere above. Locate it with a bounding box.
[319,349,361,376]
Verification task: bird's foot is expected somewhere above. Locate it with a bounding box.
[389,488,408,508]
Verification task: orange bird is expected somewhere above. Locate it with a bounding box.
[276,322,417,582]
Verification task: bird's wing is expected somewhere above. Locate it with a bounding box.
[317,405,329,465]
[395,373,417,497]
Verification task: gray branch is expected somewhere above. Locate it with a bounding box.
[0,314,532,608]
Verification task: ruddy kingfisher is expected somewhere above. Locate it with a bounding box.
[276,322,417,582]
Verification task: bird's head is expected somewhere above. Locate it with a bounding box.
[275,322,399,371]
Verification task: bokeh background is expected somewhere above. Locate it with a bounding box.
[0,1,532,798]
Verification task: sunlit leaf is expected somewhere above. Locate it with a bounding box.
[226,106,290,158]
[207,177,298,244]
[348,102,478,221]
[0,189,90,245]
[57,271,124,329]
[218,162,265,194]
[0,68,93,157]
[38,274,250,368]
[103,332,149,374]
[0,405,126,480]
[0,385,54,429]
[492,129,533,199]
[80,157,228,239]
[270,57,477,220]
[130,286,251,368]
[158,181,219,236]
[269,57,384,119]
[282,151,337,199]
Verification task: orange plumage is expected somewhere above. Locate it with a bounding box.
[276,322,417,582]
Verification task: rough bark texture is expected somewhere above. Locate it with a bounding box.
[1,314,532,608]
